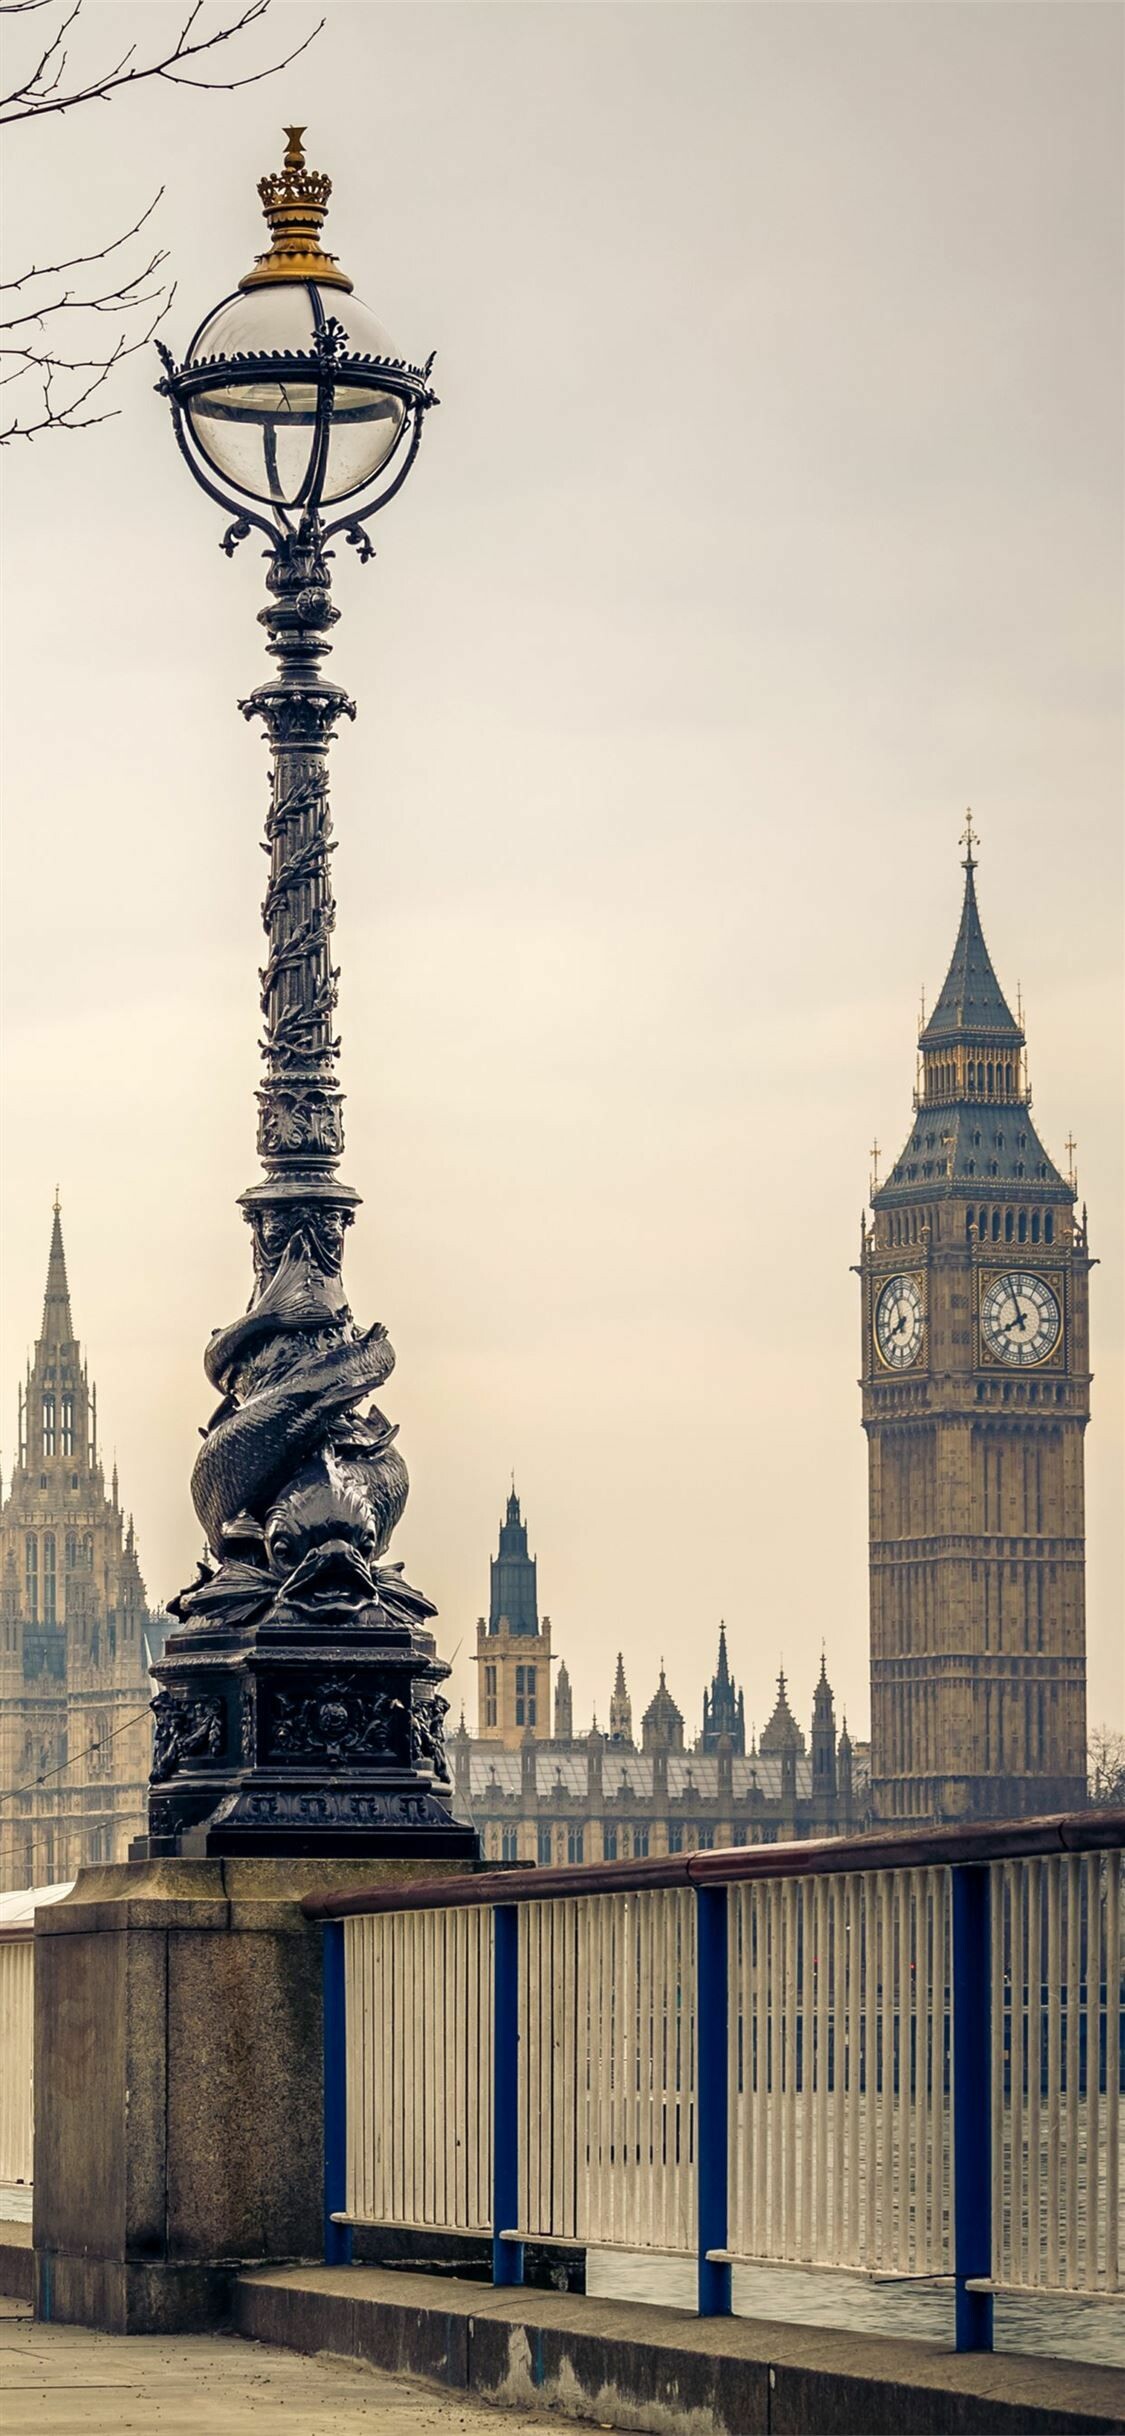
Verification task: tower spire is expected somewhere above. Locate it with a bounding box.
[39,1193,75,1346]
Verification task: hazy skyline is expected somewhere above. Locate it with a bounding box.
[2,2,1121,1739]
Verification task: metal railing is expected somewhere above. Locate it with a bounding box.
[0,1938,34,2192]
[0,1882,72,2209]
[305,1810,1125,2354]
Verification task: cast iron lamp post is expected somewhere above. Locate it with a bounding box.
[139,129,478,1858]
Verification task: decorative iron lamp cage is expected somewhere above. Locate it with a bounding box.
[159,127,436,546]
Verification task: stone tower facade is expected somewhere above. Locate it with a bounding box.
[0,1203,158,1890]
[862,835,1090,1826]
[473,1489,553,1746]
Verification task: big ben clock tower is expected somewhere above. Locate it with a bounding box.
[861,821,1090,1826]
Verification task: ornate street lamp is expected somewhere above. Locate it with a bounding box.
[139,130,478,1859]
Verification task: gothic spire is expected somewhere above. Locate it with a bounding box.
[877,829,1069,1203]
[489,1482,539,1636]
[39,1192,75,1347]
[701,1619,745,1754]
[920,825,1022,1046]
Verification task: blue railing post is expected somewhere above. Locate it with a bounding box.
[492,1904,524,2287]
[952,1864,992,2353]
[696,1882,732,2317]
[322,1916,353,2265]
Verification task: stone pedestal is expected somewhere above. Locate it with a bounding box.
[32,1854,467,2334]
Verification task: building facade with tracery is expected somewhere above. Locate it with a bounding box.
[0,1202,162,1891]
[458,1490,866,1862]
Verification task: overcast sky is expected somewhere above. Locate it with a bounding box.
[1,1,1121,1741]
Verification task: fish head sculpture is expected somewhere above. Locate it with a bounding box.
[264,1461,383,1614]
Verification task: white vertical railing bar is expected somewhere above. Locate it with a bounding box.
[726,1868,952,2276]
[343,1908,493,2234]
[990,1851,1123,2296]
[0,1939,35,2188]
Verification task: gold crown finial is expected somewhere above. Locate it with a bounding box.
[239,125,353,293]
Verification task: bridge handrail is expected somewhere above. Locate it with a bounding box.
[302,1806,1125,1919]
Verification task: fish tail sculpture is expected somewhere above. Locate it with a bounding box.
[191,1321,395,1555]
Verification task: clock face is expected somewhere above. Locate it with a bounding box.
[875,1274,924,1370]
[980,1271,1061,1366]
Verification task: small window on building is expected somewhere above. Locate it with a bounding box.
[632,1825,649,1858]
[566,1825,584,1865]
[483,1661,498,1730]
[43,1532,57,1625]
[515,1662,537,1728]
[602,1824,618,1861]
[61,1394,74,1456]
[42,1394,55,1456]
[537,1826,553,1866]
[501,1827,519,1862]
[1044,1212,1054,1243]
[25,1533,38,1621]
[668,1822,684,1854]
[697,1825,715,1850]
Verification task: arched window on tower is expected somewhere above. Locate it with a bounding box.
[1005,1210,1014,1242]
[61,1393,74,1455]
[1044,1212,1054,1244]
[25,1534,38,1621]
[42,1394,55,1456]
[1018,1211,1027,1243]
[1031,1211,1041,1243]
[43,1533,57,1625]
[991,1210,1001,1241]
[66,1531,78,1569]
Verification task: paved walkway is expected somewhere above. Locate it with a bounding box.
[0,2302,574,2436]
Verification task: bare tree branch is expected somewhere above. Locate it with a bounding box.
[0,0,323,126]
[0,2,322,441]
[0,286,174,440]
[0,188,165,294]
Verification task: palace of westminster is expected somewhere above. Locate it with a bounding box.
[0,837,1093,1887]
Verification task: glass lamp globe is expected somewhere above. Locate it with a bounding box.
[184,285,407,511]
[181,129,410,514]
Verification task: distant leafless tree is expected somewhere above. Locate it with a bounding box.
[0,0,322,443]
[1087,1723,1125,1807]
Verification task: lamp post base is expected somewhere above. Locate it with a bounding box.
[135,1612,480,1864]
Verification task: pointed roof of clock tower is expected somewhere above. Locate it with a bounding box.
[874,825,1070,1206]
[920,820,1022,1046]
